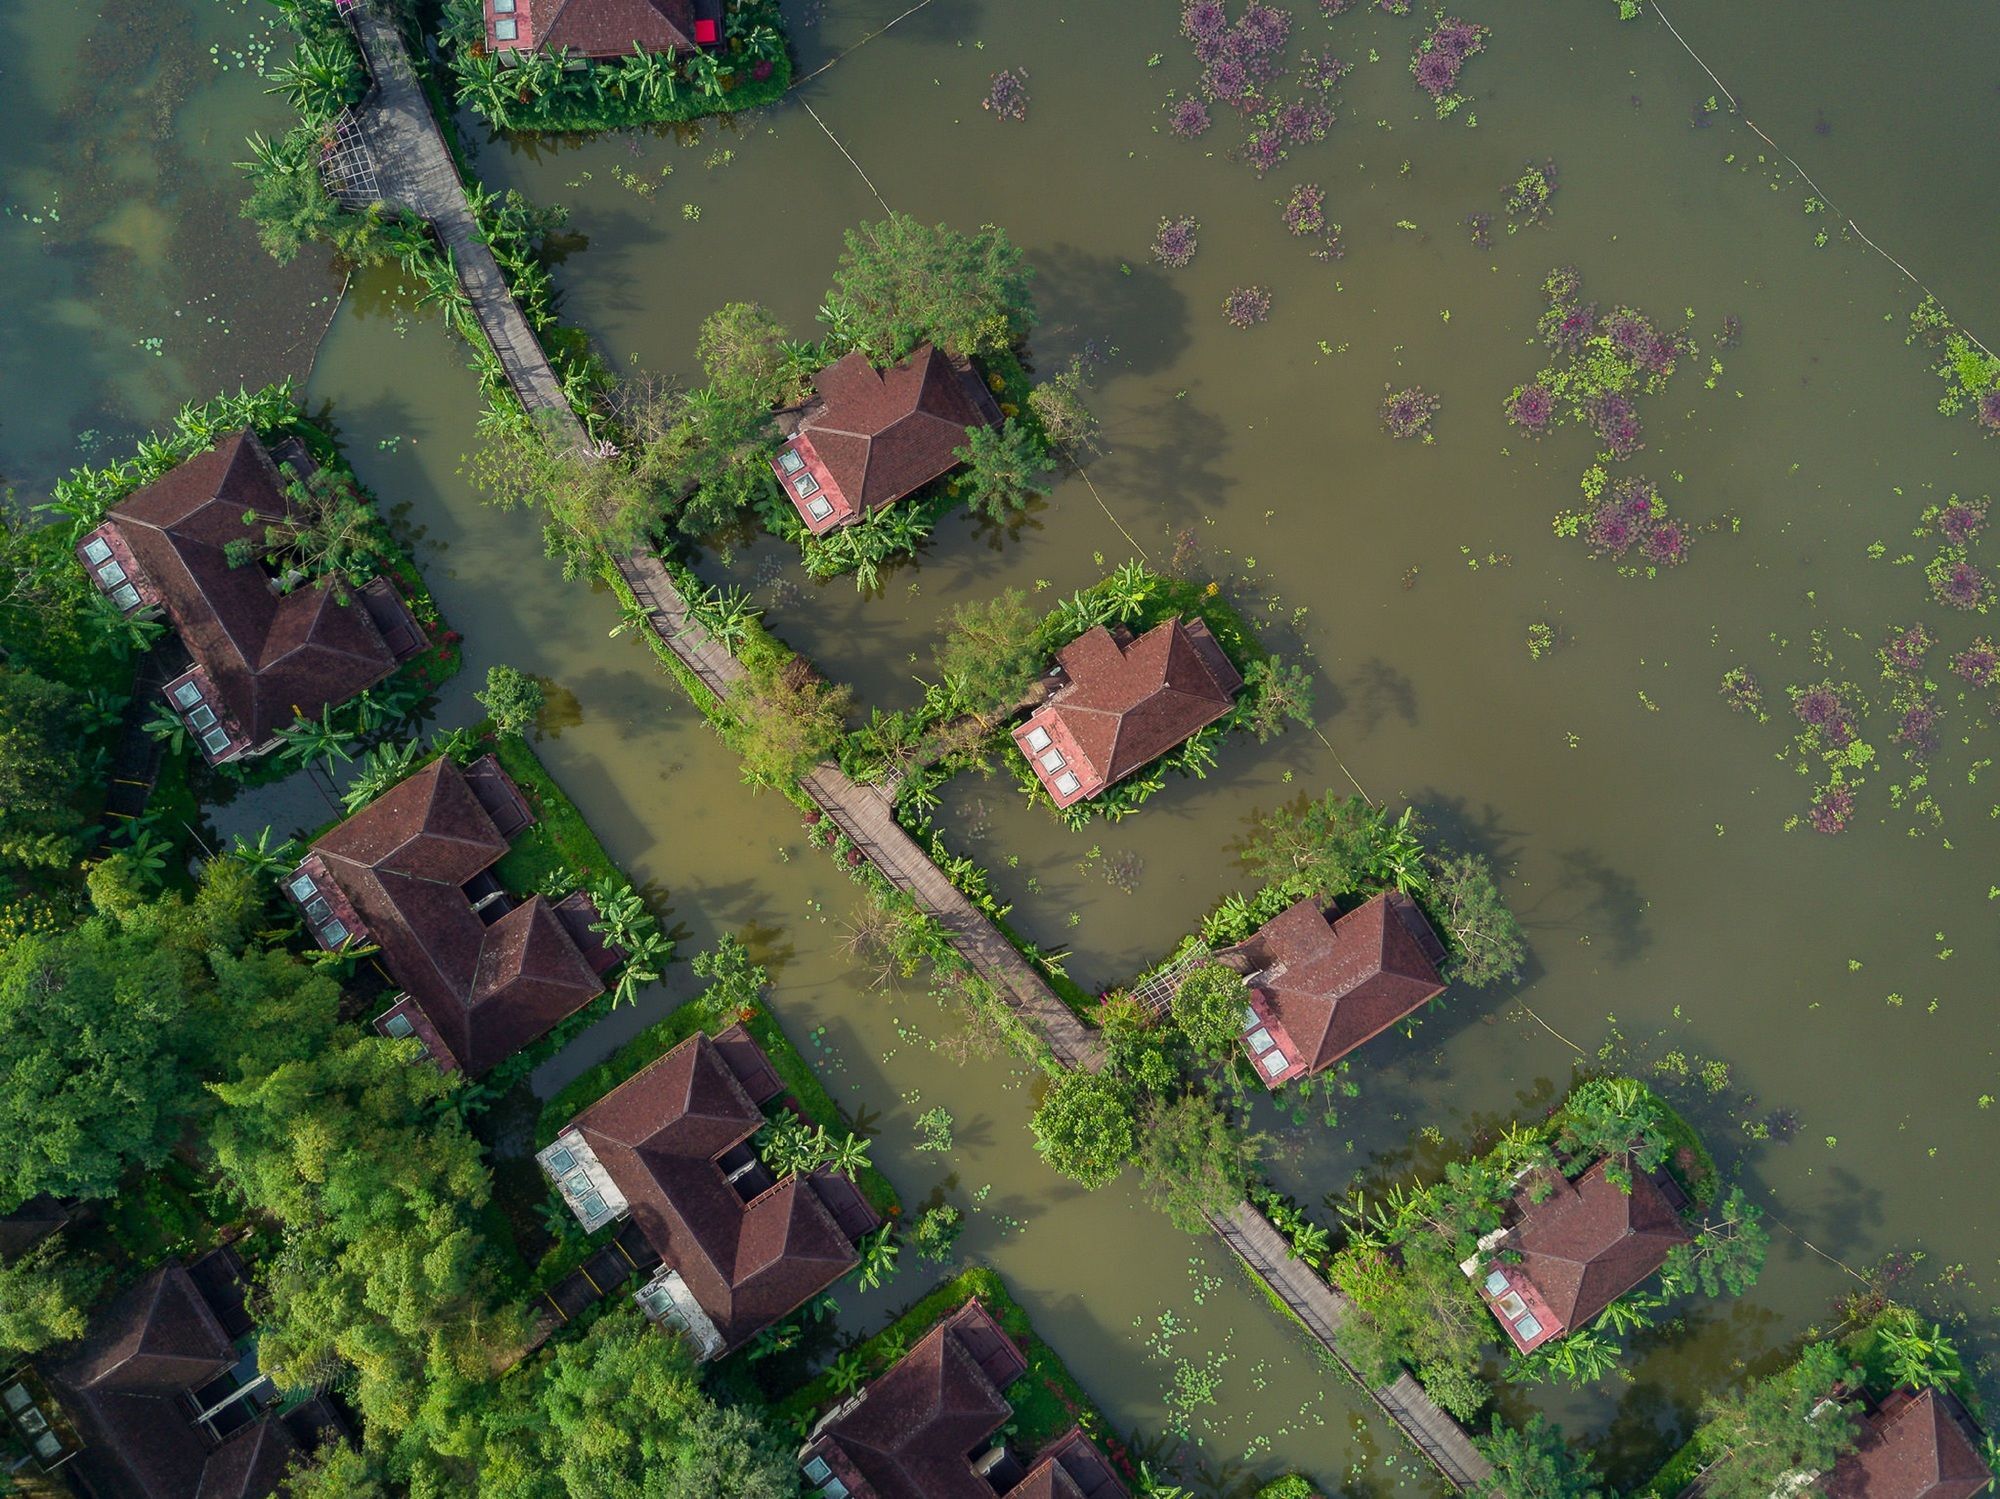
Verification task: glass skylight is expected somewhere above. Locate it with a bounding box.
[187,705,217,731]
[777,449,804,474]
[1513,1313,1542,1339]
[383,1013,415,1039]
[1053,771,1081,796]
[82,538,112,564]
[96,560,127,585]
[1246,1027,1274,1054]
[545,1146,576,1174]
[1259,1050,1289,1077]
[321,919,349,946]
[807,496,834,520]
[172,681,203,707]
[791,471,819,497]
[1484,1269,1509,1296]
[2,1384,28,1413]
[492,0,516,10]
[288,874,317,900]
[1024,725,1052,752]
[201,727,231,755]
[111,583,140,610]
[803,1458,832,1482]
[493,17,517,38]
[1038,747,1065,772]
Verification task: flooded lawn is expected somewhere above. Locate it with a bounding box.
[5,0,1999,1490]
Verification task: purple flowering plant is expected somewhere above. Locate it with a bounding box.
[1409,16,1488,116]
[1380,386,1441,441]
[1152,216,1199,269]
[1224,285,1273,328]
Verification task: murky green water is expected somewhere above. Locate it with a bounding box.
[8,0,2000,1490]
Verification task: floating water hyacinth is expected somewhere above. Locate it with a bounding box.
[1409,15,1488,115]
[1894,699,1941,761]
[1237,129,1285,176]
[1878,622,1933,679]
[1950,638,1998,686]
[1297,49,1350,92]
[1523,266,1690,462]
[1791,681,1858,750]
[1169,96,1212,137]
[1224,285,1272,327]
[1979,389,2000,435]
[1922,493,1987,545]
[1504,381,1553,435]
[1153,215,1199,269]
[1379,386,1440,440]
[1182,0,1229,43]
[1465,211,1494,250]
[1281,182,1326,236]
[982,68,1029,122]
[1809,782,1856,835]
[1926,550,1990,611]
[1275,96,1333,143]
[1578,475,1689,567]
[1503,158,1559,227]
[1718,666,1764,717]
[1319,0,1352,13]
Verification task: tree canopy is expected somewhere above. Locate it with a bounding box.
[1030,1071,1136,1189]
[0,666,99,877]
[1473,1413,1606,1499]
[934,586,1045,724]
[477,665,546,737]
[953,418,1050,524]
[829,214,1036,362]
[1134,1091,1261,1233]
[0,1237,104,1359]
[1171,963,1248,1062]
[1693,1341,1858,1499]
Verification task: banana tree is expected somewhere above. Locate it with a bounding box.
[143,700,189,752]
[687,51,727,102]
[1103,559,1157,623]
[821,1131,873,1182]
[231,825,301,879]
[608,596,656,639]
[117,825,173,886]
[342,739,425,813]
[855,1227,899,1291]
[826,1349,870,1396]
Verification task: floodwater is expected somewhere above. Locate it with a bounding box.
[7,0,2000,1491]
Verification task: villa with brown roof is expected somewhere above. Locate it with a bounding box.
[799,1298,1130,1499]
[284,755,620,1076]
[4,1250,344,1499]
[770,344,1002,535]
[535,1028,880,1360]
[1012,617,1242,809]
[1819,1387,1992,1499]
[74,430,424,766]
[1474,1156,1691,1354]
[1215,889,1449,1087]
[481,0,724,56]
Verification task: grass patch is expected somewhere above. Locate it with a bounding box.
[488,730,621,895]
[768,1266,1121,1458]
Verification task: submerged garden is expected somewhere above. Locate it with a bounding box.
[0,0,1997,1497]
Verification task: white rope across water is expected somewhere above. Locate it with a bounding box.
[1647,0,1998,361]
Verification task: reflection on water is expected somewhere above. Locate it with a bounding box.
[8,0,2000,1489]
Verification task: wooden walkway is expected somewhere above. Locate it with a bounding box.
[354,32,1482,1478]
[1207,1202,1493,1494]
[613,550,1105,1072]
[347,5,586,440]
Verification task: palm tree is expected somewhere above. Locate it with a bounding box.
[231,825,301,879]
[279,706,358,775]
[822,1132,873,1182]
[265,35,360,125]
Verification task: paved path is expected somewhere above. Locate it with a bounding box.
[1207,1201,1493,1494]
[348,5,585,439]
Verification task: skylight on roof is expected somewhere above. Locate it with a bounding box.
[82,538,112,564]
[200,727,232,756]
[1038,747,1065,772]
[1513,1313,1542,1339]
[803,1458,832,1483]
[187,705,217,731]
[1024,725,1052,752]
[288,874,317,900]
[383,1013,415,1039]
[1246,1027,1274,1054]
[1484,1269,1509,1297]
[493,17,517,38]
[777,449,804,474]
[172,680,203,708]
[1259,1050,1289,1077]
[792,471,819,498]
[321,920,349,946]
[807,496,834,520]
[1053,771,1081,796]
[111,583,141,611]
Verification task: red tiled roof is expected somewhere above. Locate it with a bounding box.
[1504,1158,1691,1333]
[795,345,1001,516]
[567,1029,858,1352]
[47,1263,237,1499]
[1821,1388,1992,1499]
[194,1419,301,1499]
[497,0,696,56]
[1014,1428,1133,1499]
[806,1301,1019,1499]
[308,758,602,1075]
[1222,890,1448,1076]
[101,432,397,748]
[1035,617,1243,792]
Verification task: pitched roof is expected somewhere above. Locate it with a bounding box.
[799,346,1001,515]
[567,1031,857,1352]
[809,1302,1017,1499]
[47,1263,237,1499]
[105,432,396,745]
[1222,890,1448,1073]
[1504,1158,1692,1331]
[310,758,602,1075]
[520,0,696,55]
[193,1419,300,1499]
[1045,617,1243,786]
[1821,1388,1992,1499]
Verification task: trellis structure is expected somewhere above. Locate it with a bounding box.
[318,109,381,209]
[1127,940,1211,1020]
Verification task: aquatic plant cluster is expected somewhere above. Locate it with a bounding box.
[1224,285,1274,328]
[1515,266,1689,461]
[1919,494,1990,614]
[1784,679,1872,835]
[1503,158,1559,228]
[1576,474,1689,568]
[1169,0,1351,178]
[1409,16,1489,118]
[982,68,1030,123]
[1153,215,1200,269]
[1279,181,1344,259]
[1379,386,1440,442]
[1907,294,2000,439]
